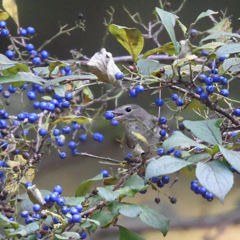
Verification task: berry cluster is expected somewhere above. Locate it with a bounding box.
[23,183,87,239]
[129,84,145,98]
[190,180,214,202]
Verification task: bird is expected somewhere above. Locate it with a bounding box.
[112,104,160,157]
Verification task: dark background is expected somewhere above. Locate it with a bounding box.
[1,1,240,239]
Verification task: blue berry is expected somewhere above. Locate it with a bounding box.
[64,65,71,73]
[25,216,34,224]
[56,197,65,206]
[174,150,182,158]
[79,134,87,142]
[0,29,9,37]
[53,217,60,224]
[111,120,119,126]
[129,89,138,98]
[205,76,213,85]
[72,148,78,156]
[125,153,133,160]
[155,98,164,106]
[32,57,41,65]
[212,74,219,82]
[0,120,7,129]
[167,147,175,154]
[171,93,178,101]
[29,50,37,57]
[206,85,214,94]
[219,77,228,85]
[157,148,164,156]
[25,43,34,51]
[40,50,49,59]
[176,99,184,106]
[59,152,66,159]
[27,26,35,35]
[72,122,79,130]
[135,85,144,93]
[70,207,78,215]
[21,210,29,218]
[20,28,27,36]
[54,185,62,194]
[139,189,147,194]
[105,111,114,120]
[46,103,55,111]
[62,126,71,134]
[25,182,33,188]
[39,128,47,137]
[65,70,72,76]
[190,29,197,37]
[157,179,164,188]
[190,183,199,191]
[8,85,16,93]
[75,204,83,212]
[220,89,229,97]
[93,133,104,142]
[205,192,214,202]
[33,204,41,212]
[198,74,206,81]
[50,192,58,202]
[0,21,6,28]
[65,92,73,101]
[234,108,240,116]
[57,140,65,147]
[196,87,203,94]
[159,117,167,124]
[201,50,209,56]
[28,91,36,100]
[219,55,226,61]
[101,170,109,177]
[152,176,159,183]
[115,72,123,80]
[61,100,70,108]
[162,176,170,184]
[54,93,64,101]
[79,232,87,239]
[68,141,77,149]
[199,187,207,196]
[5,50,14,59]
[44,195,51,203]
[159,129,166,137]
[200,92,208,101]
[72,214,81,223]
[62,206,69,214]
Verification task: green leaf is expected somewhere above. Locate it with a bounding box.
[41,96,52,101]
[192,42,224,53]
[187,152,212,164]
[222,57,240,73]
[176,19,187,35]
[196,161,233,203]
[0,72,45,87]
[2,63,29,76]
[142,42,176,59]
[53,85,65,97]
[193,10,218,24]
[139,205,169,236]
[163,131,206,152]
[137,59,164,76]
[64,197,84,206]
[33,67,50,76]
[75,174,103,197]
[108,24,144,63]
[119,226,146,240]
[218,145,240,172]
[108,202,142,219]
[145,156,192,183]
[8,222,39,237]
[116,175,146,197]
[53,115,92,125]
[183,119,222,145]
[91,211,114,228]
[48,61,68,74]
[97,187,119,201]
[207,18,232,34]
[62,232,80,239]
[173,54,197,68]
[0,53,14,64]
[0,214,12,228]
[155,7,180,54]
[201,31,240,42]
[216,43,240,59]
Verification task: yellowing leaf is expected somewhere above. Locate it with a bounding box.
[43,210,65,225]
[2,0,19,27]
[4,182,18,194]
[0,9,9,20]
[131,131,148,145]
[53,115,92,125]
[173,55,197,68]
[109,24,144,62]
[83,87,93,104]
[22,167,35,183]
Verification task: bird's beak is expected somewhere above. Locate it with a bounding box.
[112,111,124,121]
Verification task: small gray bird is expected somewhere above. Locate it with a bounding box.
[112,104,160,156]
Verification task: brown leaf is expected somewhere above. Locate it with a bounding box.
[2,0,19,27]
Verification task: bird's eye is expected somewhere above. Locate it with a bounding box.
[125,107,132,112]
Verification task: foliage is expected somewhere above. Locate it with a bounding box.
[0,1,239,239]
